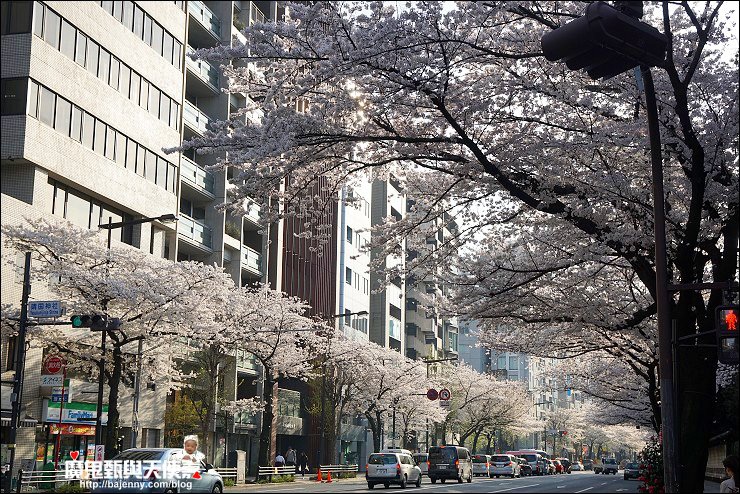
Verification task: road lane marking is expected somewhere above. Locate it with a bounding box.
[487,484,541,492]
[575,488,594,493]
[557,486,566,488]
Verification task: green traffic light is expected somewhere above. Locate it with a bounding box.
[72,316,82,327]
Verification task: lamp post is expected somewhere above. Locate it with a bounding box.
[540,2,676,490]
[96,213,177,453]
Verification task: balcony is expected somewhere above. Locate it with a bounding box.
[236,348,258,372]
[181,156,215,195]
[178,214,212,248]
[243,198,261,226]
[241,245,262,274]
[249,2,266,25]
[186,46,219,95]
[189,0,221,40]
[184,101,210,135]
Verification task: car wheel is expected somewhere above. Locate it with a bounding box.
[384,482,390,488]
[457,475,463,484]
[368,483,375,489]
[416,474,422,488]
[431,478,437,484]
[400,474,407,489]
[495,475,500,478]
[441,478,446,484]
[467,472,472,483]
[211,483,223,494]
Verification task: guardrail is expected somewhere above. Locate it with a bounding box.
[215,467,238,482]
[320,464,359,474]
[257,465,296,481]
[16,469,73,492]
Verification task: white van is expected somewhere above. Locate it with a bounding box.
[366,450,422,489]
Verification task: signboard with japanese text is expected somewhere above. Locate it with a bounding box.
[29,300,63,318]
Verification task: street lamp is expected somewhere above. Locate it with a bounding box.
[96,213,178,454]
[540,2,676,491]
[317,310,368,466]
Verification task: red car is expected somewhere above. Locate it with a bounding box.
[552,460,564,474]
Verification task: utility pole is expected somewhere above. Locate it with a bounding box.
[7,252,31,489]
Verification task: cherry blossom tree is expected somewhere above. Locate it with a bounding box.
[182,2,738,489]
[1,218,235,458]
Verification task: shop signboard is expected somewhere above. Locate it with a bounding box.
[43,400,108,425]
[49,424,96,435]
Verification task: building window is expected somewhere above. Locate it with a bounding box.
[53,97,71,135]
[93,119,106,154]
[86,39,100,76]
[38,85,55,126]
[277,389,301,418]
[346,226,353,244]
[497,355,506,370]
[74,32,87,66]
[42,6,60,49]
[345,267,352,285]
[1,78,28,115]
[389,317,401,340]
[70,105,82,142]
[59,19,76,59]
[509,356,518,370]
[1,1,33,34]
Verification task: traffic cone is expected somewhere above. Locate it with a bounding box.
[326,471,333,483]
[316,468,322,482]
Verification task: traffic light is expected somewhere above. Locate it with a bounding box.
[716,305,739,365]
[540,1,668,80]
[70,314,111,330]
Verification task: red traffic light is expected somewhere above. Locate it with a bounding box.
[426,389,439,401]
[717,306,739,333]
[716,305,739,365]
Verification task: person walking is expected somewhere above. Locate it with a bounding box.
[286,446,296,467]
[721,455,739,493]
[298,451,309,477]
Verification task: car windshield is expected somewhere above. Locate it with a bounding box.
[604,458,617,464]
[472,456,488,463]
[112,450,166,461]
[413,454,427,461]
[491,455,510,462]
[522,454,538,463]
[369,454,397,465]
[429,447,457,462]
[627,463,639,469]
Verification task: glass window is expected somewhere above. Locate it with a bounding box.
[112,1,122,21]
[81,112,95,148]
[129,71,140,104]
[98,49,111,84]
[136,145,145,176]
[28,79,39,117]
[173,40,182,69]
[168,164,177,192]
[115,132,126,166]
[1,78,28,116]
[145,150,156,181]
[32,1,44,37]
[143,15,152,45]
[345,267,352,285]
[346,226,353,244]
[4,1,33,34]
[497,356,506,370]
[101,1,113,15]
[59,19,76,59]
[122,1,134,30]
[509,356,518,370]
[65,188,91,228]
[159,94,170,125]
[151,21,163,55]
[42,7,60,48]
[117,65,130,100]
[86,39,99,76]
[139,79,149,109]
[148,86,160,117]
[54,96,71,135]
[74,31,86,66]
[170,102,178,130]
[162,32,173,65]
[156,156,168,186]
[93,119,106,154]
[70,105,82,141]
[126,139,137,170]
[109,56,120,90]
[105,127,116,160]
[38,85,55,126]
[132,5,143,37]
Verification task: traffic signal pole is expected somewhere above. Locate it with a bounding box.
[94,218,113,451]
[642,66,679,493]
[7,252,31,489]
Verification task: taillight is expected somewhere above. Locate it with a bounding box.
[455,459,459,469]
[426,461,430,468]
[486,462,490,467]
[396,463,401,471]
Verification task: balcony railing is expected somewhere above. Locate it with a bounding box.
[244,198,261,224]
[186,46,220,89]
[236,349,258,371]
[184,101,210,134]
[189,0,221,37]
[181,156,215,194]
[241,245,262,273]
[179,214,212,248]
[249,2,266,25]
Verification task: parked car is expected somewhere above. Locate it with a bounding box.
[517,458,533,477]
[545,459,556,475]
[412,453,429,476]
[624,462,641,480]
[366,450,422,489]
[472,454,491,477]
[601,457,619,475]
[552,460,564,474]
[583,459,594,471]
[90,448,224,493]
[516,452,547,476]
[427,446,473,484]
[557,458,572,473]
[570,461,584,471]
[490,454,521,478]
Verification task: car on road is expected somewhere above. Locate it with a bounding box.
[516,457,532,477]
[472,454,491,477]
[552,459,564,474]
[90,448,224,493]
[428,446,473,484]
[510,452,547,476]
[412,453,429,477]
[490,454,521,478]
[570,461,584,471]
[583,459,593,471]
[623,462,641,480]
[557,458,572,473]
[366,450,422,489]
[545,459,556,475]
[601,457,619,475]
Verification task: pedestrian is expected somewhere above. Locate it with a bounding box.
[275,452,286,467]
[286,446,296,467]
[721,455,739,493]
[298,451,309,477]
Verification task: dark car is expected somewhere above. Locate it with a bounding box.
[517,458,533,477]
[557,458,572,473]
[428,446,473,484]
[624,462,641,480]
[583,459,594,471]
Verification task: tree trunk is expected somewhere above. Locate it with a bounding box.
[365,412,382,454]
[258,369,275,467]
[485,434,493,455]
[472,429,481,454]
[104,343,123,459]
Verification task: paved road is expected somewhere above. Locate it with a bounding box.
[227,471,645,493]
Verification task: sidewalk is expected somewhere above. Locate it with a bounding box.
[225,474,365,490]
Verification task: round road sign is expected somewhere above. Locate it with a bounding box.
[43,355,65,375]
[439,388,451,401]
[426,389,439,401]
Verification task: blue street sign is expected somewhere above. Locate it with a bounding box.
[29,300,63,318]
